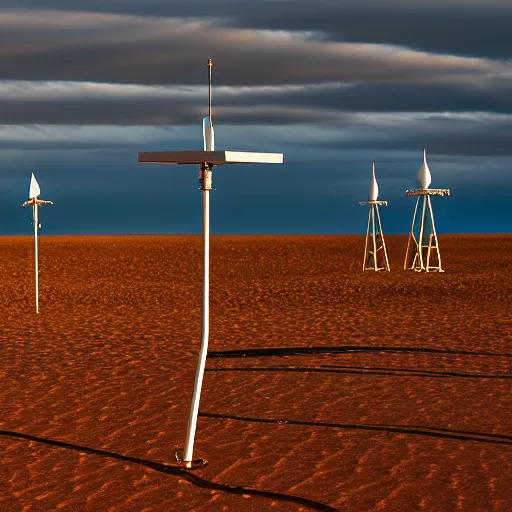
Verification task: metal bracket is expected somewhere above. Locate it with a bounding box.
[199,164,214,191]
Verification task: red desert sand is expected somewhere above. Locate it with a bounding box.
[0,235,511,511]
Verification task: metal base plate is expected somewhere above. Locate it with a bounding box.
[174,449,208,470]
[181,458,208,470]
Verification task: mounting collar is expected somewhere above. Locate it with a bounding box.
[199,163,214,191]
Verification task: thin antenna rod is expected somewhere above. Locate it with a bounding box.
[208,58,213,127]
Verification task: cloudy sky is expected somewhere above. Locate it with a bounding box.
[1,0,511,235]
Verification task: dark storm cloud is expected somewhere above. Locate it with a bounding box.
[0,10,505,87]
[0,98,347,125]
[0,2,508,236]
[214,83,512,117]
[0,139,132,150]
[1,80,512,127]
[0,4,510,158]
[2,112,511,158]
[3,0,512,59]
[0,98,200,126]
[0,7,511,128]
[0,88,345,126]
[313,114,512,157]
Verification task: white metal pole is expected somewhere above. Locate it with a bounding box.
[183,184,210,466]
[182,59,214,468]
[33,203,39,314]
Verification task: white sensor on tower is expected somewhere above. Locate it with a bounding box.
[369,162,379,201]
[417,148,432,189]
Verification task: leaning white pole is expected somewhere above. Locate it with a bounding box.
[183,185,210,466]
[183,58,214,468]
[33,203,39,314]
[137,58,283,467]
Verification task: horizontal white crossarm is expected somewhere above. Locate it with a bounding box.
[138,150,283,165]
[405,188,450,197]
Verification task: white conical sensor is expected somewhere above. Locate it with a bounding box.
[417,148,432,188]
[369,162,379,201]
[202,116,215,151]
[29,173,40,199]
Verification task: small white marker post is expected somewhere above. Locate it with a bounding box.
[404,149,450,272]
[138,59,283,469]
[22,173,53,313]
[358,163,390,271]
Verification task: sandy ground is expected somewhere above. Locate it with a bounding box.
[0,235,511,511]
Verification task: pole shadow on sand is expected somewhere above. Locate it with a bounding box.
[203,344,512,445]
[207,346,512,359]
[206,365,512,379]
[0,430,336,512]
[199,412,512,445]
[4,345,510,510]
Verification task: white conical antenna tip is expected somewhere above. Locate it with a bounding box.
[369,162,379,201]
[417,148,432,188]
[29,173,41,199]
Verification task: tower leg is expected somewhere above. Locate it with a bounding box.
[418,195,427,271]
[363,206,372,271]
[405,195,444,272]
[371,205,378,270]
[363,204,390,271]
[426,195,443,272]
[375,205,390,271]
[405,197,420,270]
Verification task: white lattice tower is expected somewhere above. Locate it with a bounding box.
[358,163,390,271]
[404,149,450,272]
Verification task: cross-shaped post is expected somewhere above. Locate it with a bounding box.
[22,173,53,314]
[138,59,284,468]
